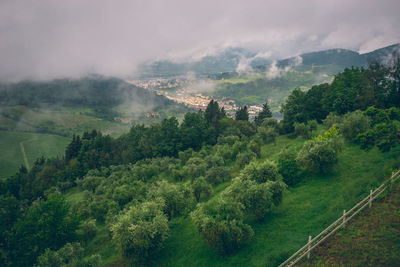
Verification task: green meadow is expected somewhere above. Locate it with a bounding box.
[0,130,70,177]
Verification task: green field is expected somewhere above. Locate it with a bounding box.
[0,130,70,177]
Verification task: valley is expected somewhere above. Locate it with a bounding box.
[0,43,399,267]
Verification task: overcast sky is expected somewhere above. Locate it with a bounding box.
[0,0,399,81]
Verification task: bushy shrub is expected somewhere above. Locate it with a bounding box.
[191,198,253,255]
[323,112,343,128]
[223,177,285,221]
[111,200,169,264]
[36,242,84,267]
[183,157,207,180]
[339,110,370,140]
[192,177,213,202]
[236,151,256,168]
[240,160,280,183]
[278,149,302,186]
[247,140,261,157]
[294,122,311,139]
[148,180,195,219]
[205,166,231,185]
[296,126,343,173]
[258,126,278,144]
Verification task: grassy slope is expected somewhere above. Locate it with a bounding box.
[299,183,400,266]
[0,130,70,177]
[63,132,400,267]
[0,105,130,137]
[155,141,399,266]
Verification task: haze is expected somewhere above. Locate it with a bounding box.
[1,0,399,82]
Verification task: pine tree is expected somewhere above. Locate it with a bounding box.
[254,102,272,125]
[205,100,225,126]
[235,106,249,121]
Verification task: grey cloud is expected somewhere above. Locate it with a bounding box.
[0,0,399,82]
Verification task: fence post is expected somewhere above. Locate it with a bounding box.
[307,235,311,259]
[369,189,373,208]
[343,209,346,227]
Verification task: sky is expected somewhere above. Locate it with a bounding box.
[0,0,399,82]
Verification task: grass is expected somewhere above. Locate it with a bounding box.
[298,181,400,266]
[1,105,130,137]
[154,143,399,267]
[0,130,70,177]
[61,131,400,267]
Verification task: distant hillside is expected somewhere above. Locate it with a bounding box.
[138,44,400,78]
[363,43,400,63]
[256,43,400,74]
[138,47,270,77]
[0,75,175,109]
[209,44,400,111]
[0,76,191,136]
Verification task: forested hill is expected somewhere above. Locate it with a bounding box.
[0,76,174,109]
[256,43,400,74]
[139,43,400,78]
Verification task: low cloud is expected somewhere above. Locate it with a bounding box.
[266,56,303,79]
[0,0,399,82]
[235,51,272,74]
[182,72,216,93]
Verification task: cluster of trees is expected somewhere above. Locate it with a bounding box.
[0,99,282,265]
[281,58,400,133]
[192,160,285,254]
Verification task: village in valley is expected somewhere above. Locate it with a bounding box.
[127,77,264,119]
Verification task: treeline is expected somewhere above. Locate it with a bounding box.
[0,59,399,266]
[281,59,400,132]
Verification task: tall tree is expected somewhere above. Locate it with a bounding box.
[205,100,225,127]
[235,106,249,121]
[254,102,272,125]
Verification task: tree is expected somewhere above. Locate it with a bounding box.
[294,122,311,139]
[235,106,249,121]
[338,110,370,140]
[192,177,213,202]
[223,161,286,220]
[240,160,281,183]
[36,242,84,267]
[254,102,272,126]
[191,198,253,254]
[205,166,231,185]
[180,112,209,151]
[278,149,302,186]
[158,117,181,157]
[296,126,343,173]
[224,178,274,221]
[205,100,225,127]
[148,181,194,219]
[111,200,169,264]
[236,151,256,168]
[9,196,79,266]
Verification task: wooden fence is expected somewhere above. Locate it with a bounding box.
[278,169,400,267]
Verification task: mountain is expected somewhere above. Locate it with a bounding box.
[363,43,400,63]
[208,44,400,111]
[141,43,400,79]
[138,47,271,77]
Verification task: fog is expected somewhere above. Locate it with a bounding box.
[0,0,399,82]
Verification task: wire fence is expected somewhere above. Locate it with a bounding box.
[278,169,400,267]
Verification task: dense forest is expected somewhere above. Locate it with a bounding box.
[0,58,399,266]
